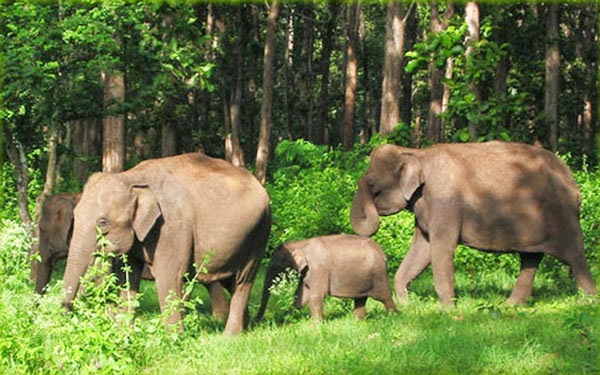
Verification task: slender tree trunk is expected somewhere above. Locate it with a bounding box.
[72,118,102,184]
[544,3,559,152]
[101,70,126,173]
[284,8,295,141]
[465,1,481,141]
[316,3,339,145]
[6,135,32,229]
[255,1,281,185]
[299,4,315,141]
[230,5,246,167]
[428,3,454,143]
[342,2,360,151]
[380,2,406,137]
[401,4,417,139]
[442,57,454,132]
[161,120,177,157]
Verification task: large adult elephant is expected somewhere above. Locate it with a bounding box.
[62,152,271,335]
[351,141,597,305]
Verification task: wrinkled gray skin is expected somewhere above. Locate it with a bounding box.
[32,193,81,294]
[351,142,597,305]
[257,234,397,321]
[33,193,229,320]
[62,153,270,335]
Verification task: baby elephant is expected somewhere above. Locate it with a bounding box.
[257,234,397,321]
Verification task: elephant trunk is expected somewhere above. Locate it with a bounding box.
[351,177,380,237]
[62,229,96,309]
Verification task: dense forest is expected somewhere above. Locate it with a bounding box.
[0,2,599,373]
[1,1,598,224]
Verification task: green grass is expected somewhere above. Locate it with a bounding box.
[4,263,595,375]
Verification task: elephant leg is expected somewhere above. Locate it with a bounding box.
[154,251,187,328]
[206,282,229,321]
[507,252,543,305]
[554,245,598,296]
[225,257,262,335]
[395,227,431,302]
[429,226,459,305]
[308,293,325,322]
[353,297,367,320]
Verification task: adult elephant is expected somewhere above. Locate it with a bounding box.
[62,152,270,335]
[351,141,597,305]
[34,193,230,321]
[32,193,81,294]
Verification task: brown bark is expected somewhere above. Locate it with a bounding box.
[299,4,315,141]
[255,1,281,185]
[72,118,102,184]
[401,4,418,138]
[427,3,454,143]
[465,2,481,141]
[161,120,177,157]
[316,3,339,145]
[230,5,246,167]
[101,70,126,173]
[544,3,559,152]
[284,8,295,141]
[6,136,32,229]
[342,2,360,151]
[380,2,406,137]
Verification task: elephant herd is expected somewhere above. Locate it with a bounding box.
[31,141,597,335]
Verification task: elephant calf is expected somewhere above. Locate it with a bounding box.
[257,234,397,322]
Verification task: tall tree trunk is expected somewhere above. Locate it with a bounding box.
[544,3,559,152]
[6,134,32,229]
[427,3,454,144]
[161,120,177,157]
[284,8,295,141]
[342,2,360,151]
[255,1,281,185]
[299,4,315,141]
[380,2,406,137]
[401,4,418,140]
[230,5,246,167]
[316,3,339,145]
[72,118,102,184]
[465,1,481,141]
[101,70,126,173]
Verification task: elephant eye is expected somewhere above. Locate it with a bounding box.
[97,218,110,233]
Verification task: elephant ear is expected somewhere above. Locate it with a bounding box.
[130,185,162,242]
[56,198,76,246]
[288,246,308,274]
[397,154,423,202]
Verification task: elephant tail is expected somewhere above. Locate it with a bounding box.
[256,264,278,322]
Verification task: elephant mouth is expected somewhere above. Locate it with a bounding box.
[377,205,401,216]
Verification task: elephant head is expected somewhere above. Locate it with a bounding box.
[62,172,162,308]
[351,144,423,237]
[256,245,307,321]
[33,193,81,294]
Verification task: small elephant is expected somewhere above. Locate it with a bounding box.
[256,234,397,321]
[62,152,270,335]
[351,141,597,305]
[32,193,81,294]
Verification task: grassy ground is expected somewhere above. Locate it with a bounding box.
[133,266,598,375]
[1,256,597,374]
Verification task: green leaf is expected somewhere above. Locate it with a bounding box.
[404,59,420,73]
